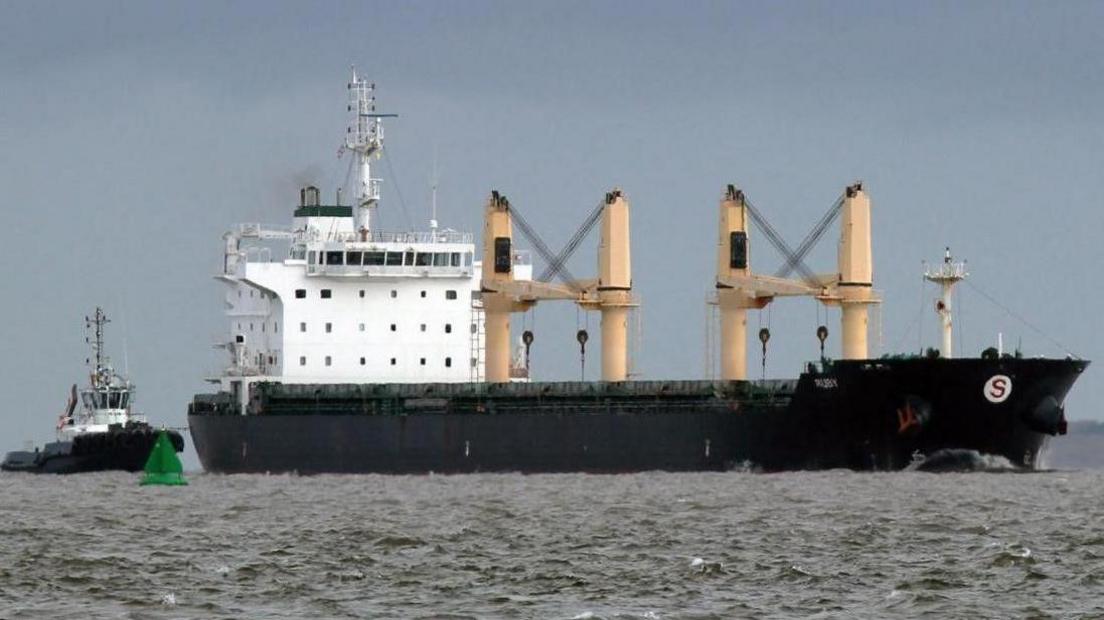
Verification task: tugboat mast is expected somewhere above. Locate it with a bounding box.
[341,66,394,240]
[924,248,968,358]
[85,307,110,387]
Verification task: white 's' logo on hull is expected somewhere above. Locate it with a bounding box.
[984,375,1012,403]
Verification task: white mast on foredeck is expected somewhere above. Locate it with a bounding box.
[342,67,390,240]
[924,248,968,358]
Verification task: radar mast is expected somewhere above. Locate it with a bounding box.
[341,67,395,240]
[924,248,968,358]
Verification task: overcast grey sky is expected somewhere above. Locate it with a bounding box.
[2,1,1101,467]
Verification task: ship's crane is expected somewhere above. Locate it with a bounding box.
[480,190,636,382]
[714,182,881,379]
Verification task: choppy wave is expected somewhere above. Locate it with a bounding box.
[905,448,1019,472]
[0,469,1102,617]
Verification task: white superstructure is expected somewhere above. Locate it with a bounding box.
[216,69,531,411]
[56,307,148,440]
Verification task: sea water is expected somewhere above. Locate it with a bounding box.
[1,467,1102,618]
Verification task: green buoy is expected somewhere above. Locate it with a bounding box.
[141,430,187,486]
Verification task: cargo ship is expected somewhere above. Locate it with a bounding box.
[3,308,185,474]
[187,69,1088,474]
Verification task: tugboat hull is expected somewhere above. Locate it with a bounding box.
[1,426,185,474]
[188,357,1088,474]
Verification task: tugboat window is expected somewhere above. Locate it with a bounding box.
[434,252,449,266]
[321,289,332,299]
[451,252,461,267]
[325,322,332,333]
[346,251,362,265]
[404,251,414,265]
[415,252,432,267]
[364,252,385,266]
[385,252,403,266]
[295,289,306,299]
[445,290,458,300]
[445,324,452,333]
[445,357,452,367]
[325,251,344,265]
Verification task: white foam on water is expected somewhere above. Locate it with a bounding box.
[689,557,704,568]
[571,612,596,620]
[160,592,176,606]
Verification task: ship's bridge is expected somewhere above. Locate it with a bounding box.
[294,231,480,278]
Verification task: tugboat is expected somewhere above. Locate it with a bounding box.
[1,308,185,474]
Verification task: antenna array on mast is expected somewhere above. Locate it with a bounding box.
[341,67,396,238]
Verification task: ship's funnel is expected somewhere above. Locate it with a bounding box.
[837,182,875,360]
[598,189,633,381]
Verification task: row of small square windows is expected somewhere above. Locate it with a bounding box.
[237,321,469,335]
[300,322,460,334]
[299,356,455,368]
[295,289,460,300]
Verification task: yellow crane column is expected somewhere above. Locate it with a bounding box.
[480,191,525,382]
[715,185,761,380]
[597,189,634,381]
[837,182,875,359]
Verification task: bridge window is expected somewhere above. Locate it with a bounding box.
[385,252,403,266]
[321,289,332,299]
[359,290,365,298]
[451,253,461,267]
[299,356,306,366]
[445,357,452,368]
[360,357,366,366]
[325,356,332,367]
[420,290,426,298]
[420,357,426,366]
[295,289,306,299]
[415,252,432,267]
[445,290,457,300]
[434,252,449,266]
[390,290,397,298]
[346,251,362,266]
[325,251,344,265]
[364,252,385,266]
[464,253,473,267]
[308,251,316,265]
[390,324,396,332]
[390,357,397,366]
[445,324,452,333]
[404,251,414,265]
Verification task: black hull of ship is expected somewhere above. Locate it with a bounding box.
[188,358,1088,474]
[1,425,186,474]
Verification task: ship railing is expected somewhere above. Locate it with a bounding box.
[366,230,473,244]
